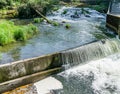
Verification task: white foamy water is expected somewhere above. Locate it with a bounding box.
[34,77,63,94]
[47,6,105,22]
[57,53,120,94]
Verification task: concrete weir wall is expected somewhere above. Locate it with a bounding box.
[106,14,120,33]
[106,1,120,34]
[0,53,62,93]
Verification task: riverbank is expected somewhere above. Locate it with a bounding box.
[0,20,38,46]
[0,0,109,19]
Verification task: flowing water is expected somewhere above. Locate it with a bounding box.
[0,6,114,64]
[61,39,120,67]
[33,7,120,94]
[32,39,120,94]
[53,53,120,94]
[110,0,120,14]
[1,6,120,94]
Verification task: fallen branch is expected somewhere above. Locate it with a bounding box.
[32,7,52,24]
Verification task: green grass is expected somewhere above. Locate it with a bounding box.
[33,18,44,23]
[0,20,38,46]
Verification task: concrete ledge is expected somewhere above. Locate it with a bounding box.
[0,67,62,93]
[107,14,120,18]
[0,53,62,83]
[106,23,118,32]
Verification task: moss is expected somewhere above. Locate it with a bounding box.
[65,23,71,29]
[0,68,9,82]
[52,7,59,11]
[0,20,38,46]
[81,8,90,15]
[62,10,67,14]
[33,18,44,23]
[52,21,59,26]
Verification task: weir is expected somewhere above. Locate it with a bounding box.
[1,39,120,93]
[61,39,120,66]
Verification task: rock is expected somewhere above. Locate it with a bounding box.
[62,21,66,23]
[71,15,80,18]
[85,14,90,17]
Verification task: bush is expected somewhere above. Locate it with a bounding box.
[14,28,26,41]
[18,4,38,18]
[17,0,60,18]
[90,2,109,13]
[0,0,13,8]
[0,20,38,46]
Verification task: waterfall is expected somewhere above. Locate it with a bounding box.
[61,39,120,66]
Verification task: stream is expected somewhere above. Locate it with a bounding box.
[0,6,114,64]
[1,6,119,94]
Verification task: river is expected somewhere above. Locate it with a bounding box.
[2,6,119,94]
[0,6,114,64]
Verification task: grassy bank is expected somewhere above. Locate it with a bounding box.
[0,20,38,46]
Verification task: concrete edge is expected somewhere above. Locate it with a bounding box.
[0,53,58,68]
[0,52,62,83]
[0,67,62,93]
[106,23,118,32]
[107,13,120,18]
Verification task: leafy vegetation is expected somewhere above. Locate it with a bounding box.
[90,3,108,13]
[34,18,44,23]
[81,8,90,15]
[52,21,59,26]
[0,20,38,46]
[63,10,67,14]
[18,0,59,18]
[65,23,71,29]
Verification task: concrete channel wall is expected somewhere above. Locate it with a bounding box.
[106,1,120,34]
[0,53,62,93]
[106,14,120,33]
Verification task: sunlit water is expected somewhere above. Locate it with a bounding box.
[0,7,113,64]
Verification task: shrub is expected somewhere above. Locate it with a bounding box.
[14,28,26,41]
[0,20,38,46]
[17,0,60,18]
